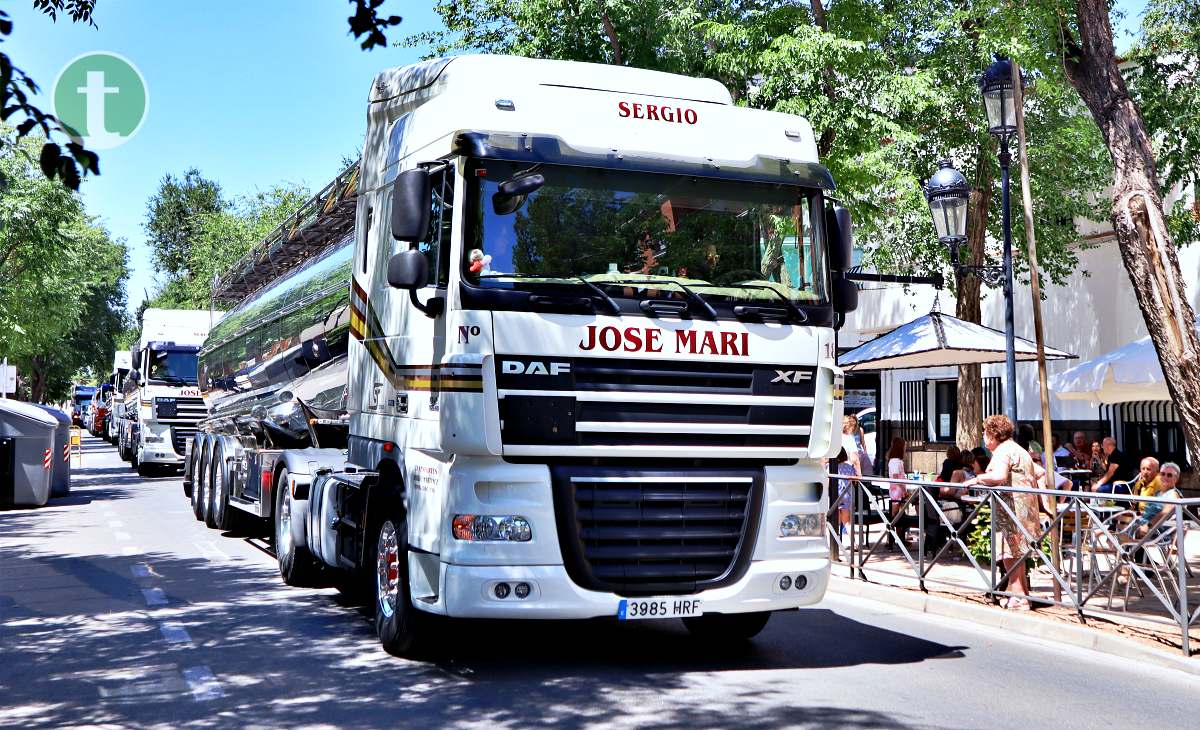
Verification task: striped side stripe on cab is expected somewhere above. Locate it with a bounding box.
[349,277,483,393]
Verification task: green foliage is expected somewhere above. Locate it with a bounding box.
[143,169,224,280]
[0,129,127,401]
[1130,0,1200,246]
[143,183,310,310]
[409,0,1111,287]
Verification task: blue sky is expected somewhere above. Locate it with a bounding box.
[7,1,1148,315]
[7,0,442,312]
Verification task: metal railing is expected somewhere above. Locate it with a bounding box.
[828,474,1200,656]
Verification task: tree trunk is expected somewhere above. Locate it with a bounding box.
[1064,0,1200,465]
[956,152,994,451]
[29,355,47,404]
[599,9,622,65]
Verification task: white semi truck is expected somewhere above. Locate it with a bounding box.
[187,55,858,656]
[104,350,132,444]
[118,309,219,475]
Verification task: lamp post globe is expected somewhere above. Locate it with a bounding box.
[924,159,970,249]
[981,56,1020,140]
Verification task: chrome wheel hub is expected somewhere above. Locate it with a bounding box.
[279,486,294,556]
[376,520,400,618]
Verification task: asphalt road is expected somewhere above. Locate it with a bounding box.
[2,435,1196,729]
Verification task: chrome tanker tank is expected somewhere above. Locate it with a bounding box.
[199,236,353,422]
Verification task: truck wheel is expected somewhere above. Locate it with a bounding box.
[118,429,130,461]
[208,442,234,532]
[682,611,772,640]
[193,439,211,522]
[372,505,424,657]
[274,468,321,586]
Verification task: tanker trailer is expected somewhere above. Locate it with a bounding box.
[187,234,353,532]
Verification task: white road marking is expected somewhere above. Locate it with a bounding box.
[119,545,142,556]
[107,519,125,528]
[141,588,168,607]
[114,531,132,542]
[130,563,153,578]
[194,541,229,561]
[181,665,225,701]
[158,622,193,645]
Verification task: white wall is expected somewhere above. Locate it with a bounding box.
[842,219,1200,424]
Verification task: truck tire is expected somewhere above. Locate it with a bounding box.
[208,441,235,532]
[371,502,425,657]
[135,451,155,478]
[274,468,321,586]
[118,428,130,462]
[193,438,212,523]
[682,611,772,640]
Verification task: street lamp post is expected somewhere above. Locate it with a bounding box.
[922,57,1024,425]
[981,55,1021,424]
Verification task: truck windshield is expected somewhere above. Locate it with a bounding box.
[464,160,827,308]
[148,351,199,385]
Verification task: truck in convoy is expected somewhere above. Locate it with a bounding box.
[185,55,858,656]
[118,309,218,475]
[70,384,96,427]
[104,350,133,444]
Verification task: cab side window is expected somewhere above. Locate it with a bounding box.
[416,165,454,287]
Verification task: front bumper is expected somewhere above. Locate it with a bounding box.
[427,556,829,619]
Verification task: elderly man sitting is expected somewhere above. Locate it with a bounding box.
[1130,457,1162,512]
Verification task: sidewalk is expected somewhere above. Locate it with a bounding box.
[828,553,1200,676]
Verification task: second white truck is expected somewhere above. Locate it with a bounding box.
[118,309,219,475]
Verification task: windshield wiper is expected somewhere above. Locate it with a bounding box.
[691,282,809,324]
[602,278,717,320]
[477,273,620,314]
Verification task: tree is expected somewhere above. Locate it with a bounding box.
[1129,0,1200,248]
[1060,0,1200,466]
[143,182,309,311]
[0,129,128,402]
[143,168,223,282]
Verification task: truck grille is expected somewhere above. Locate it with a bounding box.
[552,467,762,596]
[497,357,816,453]
[155,397,208,423]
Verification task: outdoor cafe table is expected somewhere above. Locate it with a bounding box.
[1059,468,1093,489]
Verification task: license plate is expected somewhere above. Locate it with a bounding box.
[617,597,702,620]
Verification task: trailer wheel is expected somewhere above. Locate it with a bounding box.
[193,438,211,522]
[372,503,424,657]
[682,611,772,640]
[117,427,130,462]
[208,441,235,532]
[274,468,321,586]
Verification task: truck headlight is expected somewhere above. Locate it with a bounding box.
[452,515,532,542]
[780,513,824,538]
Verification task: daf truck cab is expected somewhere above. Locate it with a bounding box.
[119,309,218,475]
[190,55,858,657]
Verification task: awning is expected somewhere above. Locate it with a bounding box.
[839,311,1074,371]
[1049,331,1191,403]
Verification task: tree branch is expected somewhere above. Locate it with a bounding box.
[599,6,623,65]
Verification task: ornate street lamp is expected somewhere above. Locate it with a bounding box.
[925,159,969,251]
[925,156,1017,423]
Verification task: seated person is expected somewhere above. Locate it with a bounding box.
[1129,456,1161,511]
[1093,437,1133,493]
[1122,462,1182,539]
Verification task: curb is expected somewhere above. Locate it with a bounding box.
[828,575,1200,678]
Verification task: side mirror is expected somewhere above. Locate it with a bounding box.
[131,350,142,370]
[390,168,432,242]
[833,275,859,316]
[386,249,430,290]
[825,204,854,272]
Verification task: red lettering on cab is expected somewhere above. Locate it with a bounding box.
[616,100,698,125]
